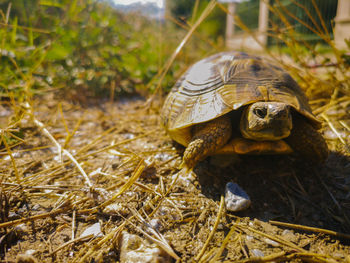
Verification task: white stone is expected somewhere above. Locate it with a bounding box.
[225,182,251,212]
[80,222,103,238]
[264,238,279,247]
[251,249,264,257]
[119,231,171,263]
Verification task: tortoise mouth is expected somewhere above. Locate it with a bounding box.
[241,125,291,141]
[215,137,293,155]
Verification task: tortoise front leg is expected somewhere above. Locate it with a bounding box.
[182,115,232,169]
[284,116,328,163]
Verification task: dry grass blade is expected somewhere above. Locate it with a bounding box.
[270,220,350,240]
[74,222,126,263]
[0,207,67,229]
[222,251,286,263]
[235,224,306,253]
[81,158,147,213]
[166,15,219,50]
[195,195,225,262]
[130,209,180,260]
[0,194,91,229]
[0,145,52,156]
[0,182,85,191]
[1,131,21,183]
[339,120,350,132]
[312,97,349,115]
[48,234,94,256]
[321,113,349,148]
[210,222,239,262]
[286,252,343,263]
[22,102,93,188]
[58,102,70,137]
[63,111,84,149]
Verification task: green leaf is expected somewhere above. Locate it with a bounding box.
[46,42,71,60]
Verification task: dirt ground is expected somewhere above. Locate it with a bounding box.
[0,93,350,262]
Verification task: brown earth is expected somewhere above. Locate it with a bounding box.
[0,93,349,262]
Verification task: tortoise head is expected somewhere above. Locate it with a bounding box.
[240,102,293,141]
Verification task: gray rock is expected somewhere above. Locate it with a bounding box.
[225,182,251,212]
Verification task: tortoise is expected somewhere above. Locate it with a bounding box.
[161,51,328,169]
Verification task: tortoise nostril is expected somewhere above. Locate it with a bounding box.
[253,108,267,119]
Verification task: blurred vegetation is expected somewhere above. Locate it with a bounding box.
[0,0,348,104]
[0,0,225,102]
[264,0,349,100]
[235,0,260,32]
[234,0,338,41]
[268,0,338,45]
[228,0,349,101]
[167,0,226,41]
[0,0,177,101]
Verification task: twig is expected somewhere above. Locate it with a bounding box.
[75,223,126,263]
[210,223,239,262]
[0,194,90,229]
[1,131,21,183]
[235,224,306,253]
[72,210,76,240]
[130,209,180,260]
[79,158,147,213]
[195,195,225,262]
[222,251,286,263]
[48,234,94,256]
[269,220,350,240]
[0,207,67,229]
[0,182,86,191]
[321,113,348,146]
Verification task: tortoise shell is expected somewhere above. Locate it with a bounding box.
[161,51,320,147]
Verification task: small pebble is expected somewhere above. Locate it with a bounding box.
[16,250,38,263]
[282,229,292,235]
[264,238,279,247]
[154,153,173,162]
[251,249,264,257]
[225,182,251,212]
[119,231,171,263]
[324,130,348,140]
[103,203,123,214]
[16,254,38,263]
[246,235,254,241]
[80,222,103,238]
[123,133,135,139]
[149,219,161,231]
[217,223,224,230]
[172,170,196,187]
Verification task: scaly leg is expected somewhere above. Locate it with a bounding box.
[182,115,232,169]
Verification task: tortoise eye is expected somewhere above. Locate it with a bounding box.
[253,108,267,118]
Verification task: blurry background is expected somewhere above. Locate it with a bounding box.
[0,0,348,99]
